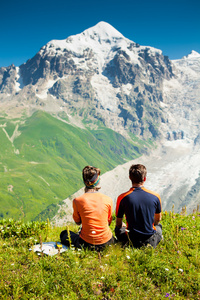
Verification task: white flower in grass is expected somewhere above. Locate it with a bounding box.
[165,268,169,271]
[179,268,183,272]
[126,255,130,260]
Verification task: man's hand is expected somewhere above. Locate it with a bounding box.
[154,213,161,225]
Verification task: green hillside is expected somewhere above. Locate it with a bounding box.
[0,111,149,221]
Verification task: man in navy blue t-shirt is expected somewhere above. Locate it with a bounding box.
[115,164,162,248]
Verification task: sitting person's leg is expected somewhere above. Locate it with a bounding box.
[115,226,128,245]
[144,224,162,248]
[60,230,81,248]
[61,230,115,251]
[79,235,115,252]
[155,224,162,236]
[120,224,163,249]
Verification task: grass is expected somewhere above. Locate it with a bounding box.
[0,210,199,299]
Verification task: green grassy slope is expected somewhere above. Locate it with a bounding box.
[0,211,199,299]
[0,111,148,221]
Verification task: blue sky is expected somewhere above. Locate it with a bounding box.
[0,0,199,67]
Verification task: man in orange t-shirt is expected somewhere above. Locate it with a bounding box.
[60,166,114,251]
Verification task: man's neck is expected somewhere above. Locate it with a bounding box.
[131,182,144,188]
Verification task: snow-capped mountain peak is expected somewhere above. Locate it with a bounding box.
[81,21,125,41]
[183,50,200,59]
[42,21,163,58]
[173,49,200,74]
[42,21,126,55]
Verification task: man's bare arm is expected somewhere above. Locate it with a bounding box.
[75,219,82,226]
[154,213,161,225]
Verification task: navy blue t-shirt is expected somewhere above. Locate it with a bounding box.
[116,187,162,237]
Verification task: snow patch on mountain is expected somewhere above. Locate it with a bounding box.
[36,76,69,99]
[121,83,133,95]
[91,73,120,112]
[15,67,24,92]
[36,79,57,99]
[91,73,134,112]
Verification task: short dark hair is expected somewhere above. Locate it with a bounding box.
[82,165,100,183]
[129,164,147,184]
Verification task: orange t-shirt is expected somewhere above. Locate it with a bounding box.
[73,192,113,245]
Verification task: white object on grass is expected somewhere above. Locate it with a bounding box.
[29,242,68,256]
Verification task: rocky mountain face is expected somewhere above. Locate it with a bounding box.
[1,22,200,217]
[0,21,177,139]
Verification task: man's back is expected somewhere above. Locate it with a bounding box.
[116,187,161,236]
[115,164,162,248]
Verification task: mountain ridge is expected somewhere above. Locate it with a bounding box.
[0,21,178,139]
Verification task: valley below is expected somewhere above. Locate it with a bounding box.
[53,137,200,225]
